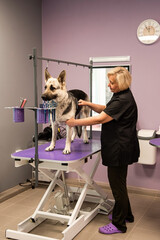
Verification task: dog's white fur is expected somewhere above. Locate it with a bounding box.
[41,68,89,154]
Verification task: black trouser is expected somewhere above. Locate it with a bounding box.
[108,165,134,232]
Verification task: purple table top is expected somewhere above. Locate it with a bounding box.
[11,139,101,163]
[149,138,160,148]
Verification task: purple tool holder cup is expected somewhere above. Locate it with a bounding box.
[13,108,24,123]
[37,109,49,124]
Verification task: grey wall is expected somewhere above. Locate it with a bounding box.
[0,0,42,192]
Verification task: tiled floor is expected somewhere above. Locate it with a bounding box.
[0,183,160,240]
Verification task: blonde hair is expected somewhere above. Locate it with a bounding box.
[107,67,132,91]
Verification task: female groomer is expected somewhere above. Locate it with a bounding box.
[66,67,140,235]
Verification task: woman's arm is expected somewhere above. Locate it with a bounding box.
[66,111,113,127]
[78,99,106,113]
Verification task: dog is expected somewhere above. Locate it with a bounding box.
[41,68,90,154]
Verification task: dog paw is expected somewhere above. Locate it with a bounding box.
[83,139,89,144]
[45,145,55,151]
[63,148,71,154]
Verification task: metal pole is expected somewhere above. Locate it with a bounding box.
[89,60,93,139]
[37,56,90,68]
[28,50,92,187]
[33,48,39,187]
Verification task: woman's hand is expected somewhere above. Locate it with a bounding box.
[66,118,76,127]
[78,99,89,106]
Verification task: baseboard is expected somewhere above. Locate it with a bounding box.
[66,178,160,198]
[0,184,31,203]
[1,177,159,204]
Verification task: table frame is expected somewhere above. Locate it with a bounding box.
[6,139,114,240]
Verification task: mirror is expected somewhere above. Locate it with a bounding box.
[91,65,130,131]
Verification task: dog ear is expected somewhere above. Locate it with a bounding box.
[58,70,66,90]
[45,67,52,82]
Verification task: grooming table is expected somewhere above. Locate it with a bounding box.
[150,138,160,148]
[6,139,114,240]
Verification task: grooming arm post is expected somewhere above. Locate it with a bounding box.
[32,48,39,188]
[89,60,93,139]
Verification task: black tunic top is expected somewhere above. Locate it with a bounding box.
[101,88,140,167]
